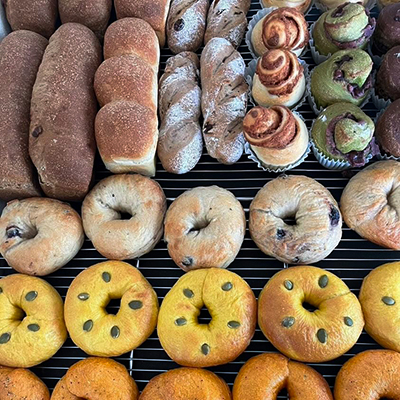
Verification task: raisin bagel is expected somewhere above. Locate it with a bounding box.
[157,268,257,367]
[233,353,333,400]
[0,274,67,368]
[51,357,138,400]
[82,174,166,260]
[140,368,231,400]
[164,186,246,271]
[359,262,400,352]
[0,198,84,276]
[249,175,342,265]
[334,350,400,399]
[0,367,50,399]
[64,261,158,357]
[341,160,400,249]
[258,266,364,362]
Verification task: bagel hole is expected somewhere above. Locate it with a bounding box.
[277,388,288,398]
[197,306,212,324]
[105,298,121,315]
[13,306,26,322]
[117,211,133,220]
[283,216,296,226]
[188,219,211,234]
[302,301,318,313]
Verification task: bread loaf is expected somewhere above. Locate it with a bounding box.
[114,0,172,47]
[4,0,57,38]
[205,0,251,48]
[29,23,101,201]
[166,0,209,53]
[95,18,160,176]
[158,52,203,174]
[0,31,47,201]
[201,38,248,164]
[58,0,112,39]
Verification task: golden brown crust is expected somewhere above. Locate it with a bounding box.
[0,367,50,400]
[233,353,333,400]
[258,266,364,362]
[334,350,400,399]
[340,160,400,249]
[140,368,231,400]
[262,0,312,13]
[51,358,139,400]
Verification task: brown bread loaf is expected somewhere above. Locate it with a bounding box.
[29,23,101,202]
[114,0,172,47]
[4,0,57,38]
[0,31,47,201]
[58,0,112,39]
[95,18,160,176]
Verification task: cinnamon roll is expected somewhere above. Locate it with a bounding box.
[251,8,309,57]
[244,106,309,168]
[252,49,305,108]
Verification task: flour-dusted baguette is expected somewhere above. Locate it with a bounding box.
[201,38,248,165]
[166,0,209,54]
[95,18,160,176]
[114,0,172,47]
[4,0,57,38]
[29,23,101,202]
[58,0,112,39]
[0,31,47,201]
[158,52,203,174]
[205,0,251,48]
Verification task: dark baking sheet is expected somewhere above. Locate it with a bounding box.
[0,0,392,396]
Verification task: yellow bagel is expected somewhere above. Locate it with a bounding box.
[360,261,400,352]
[65,261,159,357]
[258,266,364,362]
[158,268,257,367]
[0,274,67,368]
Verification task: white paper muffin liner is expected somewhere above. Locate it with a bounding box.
[246,7,308,59]
[309,22,332,65]
[259,0,314,15]
[314,0,376,13]
[374,107,400,161]
[245,57,309,111]
[244,112,311,172]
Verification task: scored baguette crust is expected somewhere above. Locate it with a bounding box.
[114,0,172,47]
[95,18,160,176]
[29,23,101,201]
[0,31,47,201]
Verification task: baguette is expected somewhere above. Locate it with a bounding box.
[29,23,101,201]
[58,0,112,39]
[201,38,248,165]
[0,31,47,201]
[94,18,160,176]
[114,0,172,47]
[4,0,57,38]
[158,52,203,174]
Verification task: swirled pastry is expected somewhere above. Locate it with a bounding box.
[252,49,305,108]
[244,106,309,168]
[251,8,309,57]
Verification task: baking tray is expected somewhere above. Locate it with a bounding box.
[0,0,392,397]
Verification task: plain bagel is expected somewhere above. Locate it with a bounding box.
[164,186,246,271]
[0,198,84,276]
[82,174,166,260]
[249,175,342,264]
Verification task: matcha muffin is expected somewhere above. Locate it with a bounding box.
[312,103,378,168]
[310,49,373,109]
[313,3,375,57]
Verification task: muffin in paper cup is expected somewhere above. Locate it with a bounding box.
[371,87,392,110]
[245,56,309,112]
[309,22,331,65]
[246,7,309,59]
[258,0,314,15]
[314,0,376,13]
[374,106,400,161]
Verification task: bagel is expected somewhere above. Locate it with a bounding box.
[51,357,138,400]
[334,350,400,399]
[139,368,231,400]
[341,160,400,249]
[0,366,50,399]
[249,175,342,264]
[164,186,246,271]
[157,268,257,367]
[258,266,364,362]
[64,261,158,357]
[360,261,400,352]
[233,353,333,400]
[0,198,84,276]
[0,274,67,368]
[82,174,166,260]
